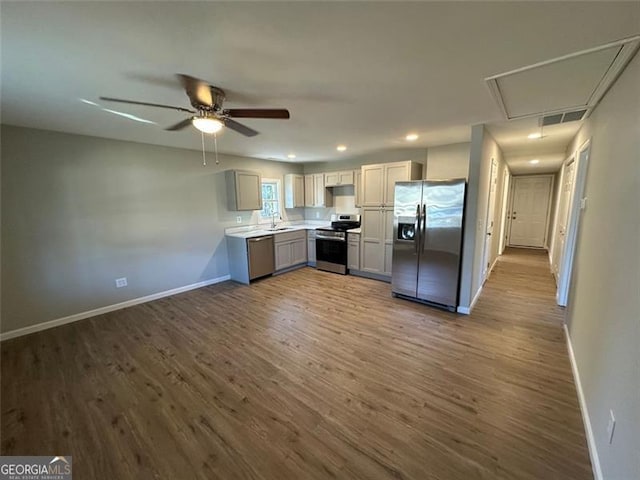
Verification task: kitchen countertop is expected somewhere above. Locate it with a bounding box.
[225,221,330,239]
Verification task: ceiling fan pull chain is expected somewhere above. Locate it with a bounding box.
[201,131,206,166]
[213,132,219,165]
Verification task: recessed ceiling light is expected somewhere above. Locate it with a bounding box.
[336,145,347,152]
[529,159,540,164]
[287,153,296,159]
[405,133,419,141]
[528,132,542,139]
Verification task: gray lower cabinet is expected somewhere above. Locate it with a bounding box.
[274,230,307,271]
[307,230,316,265]
[347,233,360,271]
[361,207,394,276]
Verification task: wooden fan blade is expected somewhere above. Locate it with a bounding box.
[224,118,259,137]
[177,74,213,108]
[165,118,193,131]
[224,108,290,119]
[99,97,194,113]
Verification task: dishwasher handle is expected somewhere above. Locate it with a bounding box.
[248,235,273,242]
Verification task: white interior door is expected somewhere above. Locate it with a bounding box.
[482,159,498,281]
[498,168,510,255]
[558,142,590,306]
[553,159,576,277]
[508,176,553,247]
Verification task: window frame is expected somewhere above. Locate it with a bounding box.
[259,177,283,223]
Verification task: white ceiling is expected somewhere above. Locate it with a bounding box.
[2,2,639,163]
[486,117,582,174]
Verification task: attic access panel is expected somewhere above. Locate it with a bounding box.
[486,36,640,120]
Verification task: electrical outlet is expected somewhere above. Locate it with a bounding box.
[115,277,127,288]
[607,410,616,444]
[236,216,242,224]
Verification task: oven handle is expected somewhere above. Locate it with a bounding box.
[316,234,346,241]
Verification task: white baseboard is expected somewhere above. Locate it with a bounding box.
[0,275,231,341]
[457,284,483,315]
[564,324,603,480]
[488,257,499,277]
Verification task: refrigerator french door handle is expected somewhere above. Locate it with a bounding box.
[414,204,421,254]
[421,204,427,253]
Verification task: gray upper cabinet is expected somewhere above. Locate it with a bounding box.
[284,174,305,208]
[361,161,422,207]
[325,170,354,187]
[226,170,262,211]
[304,174,315,207]
[304,173,332,207]
[361,164,385,206]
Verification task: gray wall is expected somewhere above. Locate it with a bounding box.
[459,125,506,310]
[563,52,639,480]
[1,126,303,333]
[425,142,470,180]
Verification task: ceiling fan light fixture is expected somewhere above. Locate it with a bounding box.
[192,117,223,134]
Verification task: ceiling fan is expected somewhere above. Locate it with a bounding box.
[100,74,290,137]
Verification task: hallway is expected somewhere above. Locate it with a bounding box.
[1,249,592,479]
[466,247,593,478]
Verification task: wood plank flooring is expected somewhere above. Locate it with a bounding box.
[1,248,592,479]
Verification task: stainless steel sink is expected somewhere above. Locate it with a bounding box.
[266,227,294,231]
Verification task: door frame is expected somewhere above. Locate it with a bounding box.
[498,167,511,255]
[506,174,555,248]
[481,158,498,283]
[549,154,575,278]
[557,139,591,306]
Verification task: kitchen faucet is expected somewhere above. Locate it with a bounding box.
[271,213,279,229]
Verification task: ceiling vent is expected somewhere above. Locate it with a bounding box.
[486,35,640,121]
[540,109,588,126]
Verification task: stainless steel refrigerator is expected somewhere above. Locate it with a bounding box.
[391,179,466,311]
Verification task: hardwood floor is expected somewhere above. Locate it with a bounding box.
[1,248,592,479]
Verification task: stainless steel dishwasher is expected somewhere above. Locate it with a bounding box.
[247,235,275,281]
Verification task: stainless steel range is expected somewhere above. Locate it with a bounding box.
[316,214,361,275]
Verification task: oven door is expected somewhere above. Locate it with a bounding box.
[316,236,347,274]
